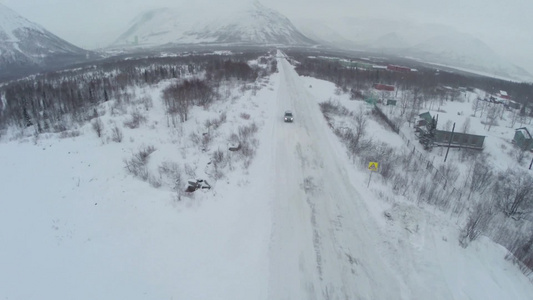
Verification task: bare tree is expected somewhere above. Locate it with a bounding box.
[472,99,482,117]
[443,120,453,131]
[462,117,471,134]
[485,105,499,131]
[91,118,104,137]
[406,106,419,128]
[466,158,493,200]
[111,125,123,143]
[350,107,368,152]
[399,91,411,117]
[212,148,227,179]
[493,169,533,218]
[460,201,495,247]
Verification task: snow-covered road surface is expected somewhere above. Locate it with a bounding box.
[267,56,402,299]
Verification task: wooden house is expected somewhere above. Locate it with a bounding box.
[513,127,533,151]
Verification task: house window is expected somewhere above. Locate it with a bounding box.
[440,133,449,142]
[453,134,460,143]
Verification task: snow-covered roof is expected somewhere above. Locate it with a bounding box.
[516,127,532,139]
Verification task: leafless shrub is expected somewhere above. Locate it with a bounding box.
[392,173,409,195]
[505,234,533,276]
[437,164,460,188]
[189,132,201,146]
[124,110,147,129]
[124,145,157,181]
[357,141,396,179]
[224,123,260,169]
[319,100,351,116]
[212,148,227,179]
[189,131,212,151]
[159,161,185,199]
[162,78,214,122]
[111,125,123,143]
[111,99,127,116]
[466,157,493,200]
[240,140,257,168]
[484,105,500,131]
[53,121,68,133]
[462,117,471,133]
[91,118,104,137]
[204,112,227,130]
[335,128,363,159]
[219,112,227,123]
[460,202,495,247]
[59,130,81,139]
[443,120,453,131]
[493,169,533,218]
[184,163,196,178]
[425,180,446,208]
[141,96,153,111]
[148,176,162,188]
[240,113,251,120]
[459,148,480,162]
[228,133,240,145]
[510,147,527,164]
[238,122,258,141]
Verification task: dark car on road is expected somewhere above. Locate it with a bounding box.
[284,111,294,122]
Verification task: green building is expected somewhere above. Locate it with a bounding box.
[514,127,533,151]
[434,130,485,150]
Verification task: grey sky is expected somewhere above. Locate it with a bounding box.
[2,0,532,72]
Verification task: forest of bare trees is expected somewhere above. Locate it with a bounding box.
[287,49,533,110]
[0,50,273,136]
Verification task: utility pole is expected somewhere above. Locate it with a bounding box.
[529,156,533,170]
[444,123,456,163]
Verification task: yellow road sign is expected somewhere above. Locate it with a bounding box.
[368,162,379,171]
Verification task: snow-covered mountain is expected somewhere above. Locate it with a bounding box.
[404,33,530,80]
[294,18,532,81]
[0,4,93,81]
[290,19,358,49]
[112,1,315,48]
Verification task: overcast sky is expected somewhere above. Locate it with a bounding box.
[2,0,533,72]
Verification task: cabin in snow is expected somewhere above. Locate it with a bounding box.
[373,83,395,91]
[416,111,485,150]
[387,64,412,73]
[513,127,533,151]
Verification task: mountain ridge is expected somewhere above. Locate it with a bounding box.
[293,17,532,82]
[0,3,95,81]
[112,1,316,48]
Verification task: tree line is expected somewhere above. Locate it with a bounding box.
[0,50,272,134]
[287,49,533,109]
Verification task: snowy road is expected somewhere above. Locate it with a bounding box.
[2,53,532,300]
[267,55,402,299]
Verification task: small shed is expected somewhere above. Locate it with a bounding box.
[434,130,485,150]
[513,127,533,151]
[417,112,432,127]
[373,83,395,91]
[386,99,397,106]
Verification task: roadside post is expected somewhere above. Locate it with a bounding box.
[367,161,379,187]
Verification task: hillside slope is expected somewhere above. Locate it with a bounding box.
[112,1,315,48]
[294,17,531,81]
[0,4,95,81]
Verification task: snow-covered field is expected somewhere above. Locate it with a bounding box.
[1,54,532,299]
